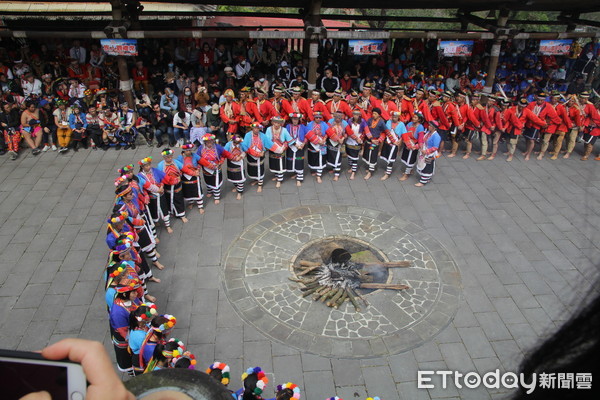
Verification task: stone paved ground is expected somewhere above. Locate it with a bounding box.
[0,144,598,399]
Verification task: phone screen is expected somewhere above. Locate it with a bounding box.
[0,360,69,400]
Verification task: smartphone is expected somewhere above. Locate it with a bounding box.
[0,349,87,400]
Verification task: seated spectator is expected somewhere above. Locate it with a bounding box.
[150,102,173,147]
[68,104,88,151]
[173,110,191,146]
[53,99,72,153]
[132,60,150,94]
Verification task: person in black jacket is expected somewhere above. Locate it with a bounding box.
[0,102,22,159]
[149,103,172,147]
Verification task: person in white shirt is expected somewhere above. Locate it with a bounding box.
[172,110,191,147]
[21,73,42,98]
[69,40,87,64]
[235,57,251,82]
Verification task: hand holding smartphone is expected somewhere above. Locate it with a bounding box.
[0,339,134,400]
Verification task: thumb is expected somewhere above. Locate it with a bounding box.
[20,391,52,400]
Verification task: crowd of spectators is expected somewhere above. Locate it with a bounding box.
[0,37,598,161]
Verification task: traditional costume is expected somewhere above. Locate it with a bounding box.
[285,113,308,183]
[197,134,233,201]
[381,112,407,176]
[416,124,442,185]
[242,125,274,188]
[363,109,388,175]
[265,117,292,184]
[400,118,425,177]
[305,113,329,179]
[176,144,204,211]
[344,113,368,175]
[325,112,347,178]
[224,136,246,195]
[108,276,141,374]
[157,149,186,219]
[137,157,171,229]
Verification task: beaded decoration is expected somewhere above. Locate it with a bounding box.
[250,123,263,129]
[181,143,195,150]
[162,148,174,156]
[202,133,216,141]
[114,241,132,255]
[115,185,132,197]
[138,156,153,166]
[152,314,176,333]
[206,362,231,385]
[277,382,300,399]
[289,113,302,119]
[115,277,141,293]
[135,303,158,322]
[108,211,128,224]
[171,351,197,369]
[313,112,323,118]
[162,338,186,358]
[114,175,128,187]
[119,164,135,175]
[366,397,381,400]
[241,367,269,396]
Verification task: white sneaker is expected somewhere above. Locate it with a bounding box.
[51,145,58,151]
[42,145,50,152]
[175,141,180,148]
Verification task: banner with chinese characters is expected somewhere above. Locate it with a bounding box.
[539,40,572,55]
[100,39,138,56]
[439,41,474,57]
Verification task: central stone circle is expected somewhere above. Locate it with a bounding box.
[222,205,462,358]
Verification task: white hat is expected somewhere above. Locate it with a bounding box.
[280,61,288,68]
[224,66,233,72]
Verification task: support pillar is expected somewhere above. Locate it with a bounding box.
[110,0,134,107]
[306,0,322,91]
[484,10,510,94]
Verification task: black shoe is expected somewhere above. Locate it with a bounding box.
[82,142,89,149]
[58,147,69,153]
[115,145,121,151]
[156,143,163,148]
[131,143,136,150]
[0,150,6,156]
[72,143,79,152]
[10,151,17,160]
[32,148,41,156]
[124,144,131,150]
[147,140,153,147]
[102,145,108,151]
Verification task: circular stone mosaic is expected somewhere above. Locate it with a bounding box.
[222,205,461,358]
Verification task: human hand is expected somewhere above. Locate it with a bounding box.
[39,338,135,400]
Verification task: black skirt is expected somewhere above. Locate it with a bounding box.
[362,141,379,166]
[380,141,399,163]
[345,143,361,161]
[227,159,246,183]
[246,154,265,180]
[268,152,286,173]
[285,147,305,173]
[307,146,326,170]
[203,167,224,189]
[400,147,418,167]
[326,144,342,167]
[181,174,203,201]
[523,127,541,141]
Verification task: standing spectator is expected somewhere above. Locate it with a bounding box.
[247,43,262,69]
[276,61,292,84]
[0,102,21,159]
[132,60,150,94]
[319,68,340,98]
[198,43,215,77]
[235,56,251,86]
[69,40,87,64]
[214,43,232,71]
[68,104,88,151]
[206,103,224,144]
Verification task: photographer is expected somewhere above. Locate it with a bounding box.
[150,103,173,147]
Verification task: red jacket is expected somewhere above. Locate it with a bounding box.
[238,100,261,128]
[255,98,277,125]
[505,106,545,136]
[553,103,572,133]
[326,99,353,119]
[220,101,242,134]
[394,97,414,124]
[282,97,313,121]
[427,100,449,130]
[462,104,481,131]
[526,101,561,133]
[308,99,331,121]
[376,99,398,121]
[132,67,148,82]
[474,105,493,135]
[581,102,600,137]
[441,101,460,130]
